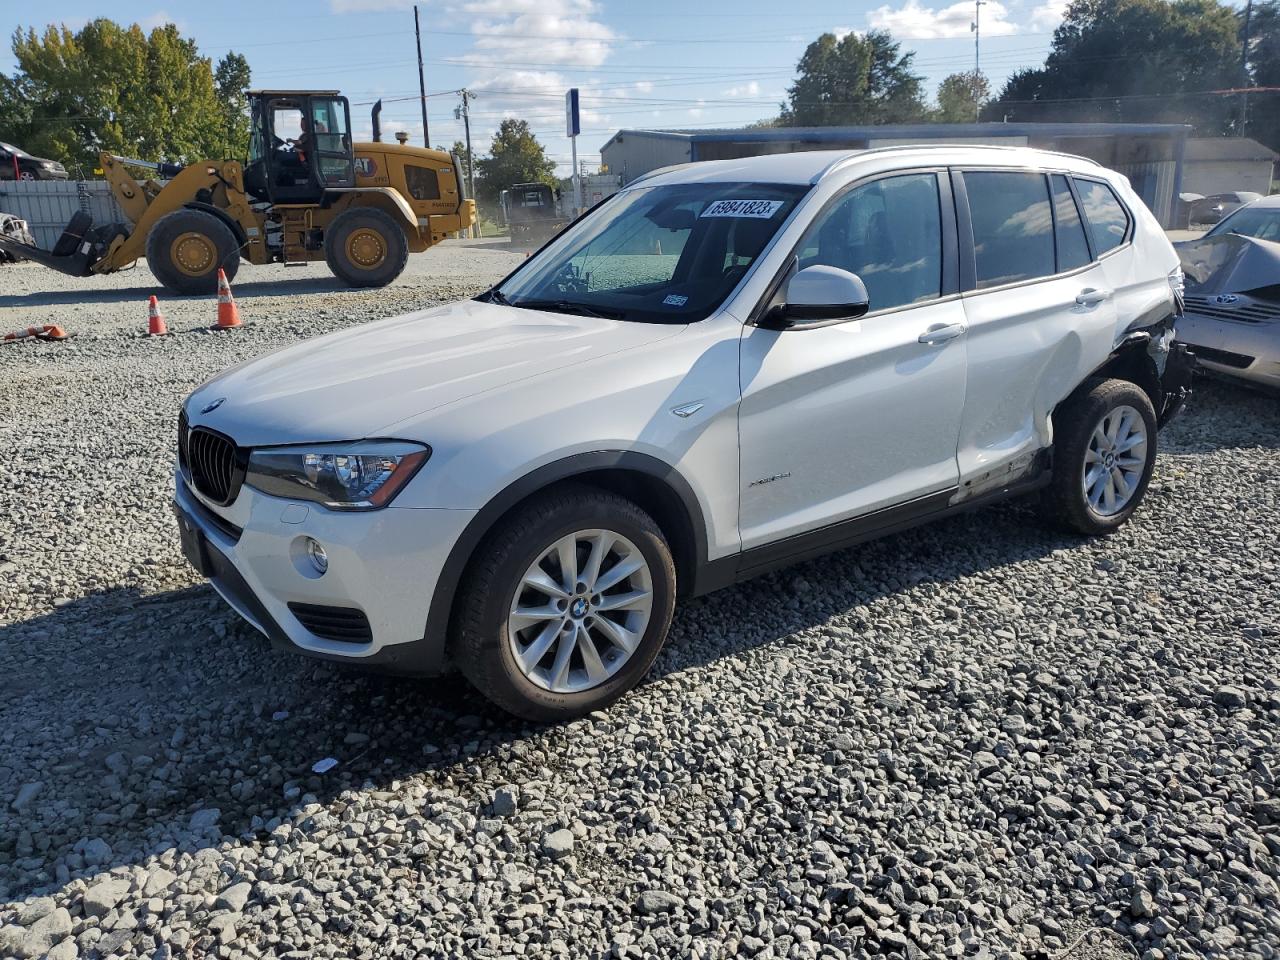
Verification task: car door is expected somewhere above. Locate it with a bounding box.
[1073,176,1169,356]
[737,169,967,553]
[954,169,1118,490]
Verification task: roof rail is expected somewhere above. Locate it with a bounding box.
[814,142,1104,182]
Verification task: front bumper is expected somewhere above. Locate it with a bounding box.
[1176,313,1280,391]
[173,471,475,675]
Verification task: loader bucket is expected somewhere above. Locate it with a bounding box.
[0,211,99,277]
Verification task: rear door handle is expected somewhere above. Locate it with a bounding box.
[1075,287,1113,307]
[918,322,966,345]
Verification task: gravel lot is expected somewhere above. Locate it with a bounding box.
[1,246,1278,960]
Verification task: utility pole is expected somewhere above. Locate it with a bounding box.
[971,0,985,122]
[414,5,430,146]
[455,89,477,237]
[1240,0,1254,136]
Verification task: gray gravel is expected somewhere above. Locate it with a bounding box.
[1,247,1278,959]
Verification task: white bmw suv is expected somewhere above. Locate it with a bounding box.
[175,146,1192,720]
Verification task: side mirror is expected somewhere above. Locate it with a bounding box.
[766,264,869,328]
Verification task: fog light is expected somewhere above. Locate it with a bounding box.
[305,538,328,575]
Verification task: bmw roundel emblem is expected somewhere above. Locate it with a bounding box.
[200,397,226,414]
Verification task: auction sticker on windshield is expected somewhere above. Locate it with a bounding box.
[700,199,785,219]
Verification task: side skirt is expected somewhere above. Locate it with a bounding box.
[693,469,1051,596]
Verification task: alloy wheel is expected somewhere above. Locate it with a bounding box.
[506,529,653,694]
[1082,403,1148,516]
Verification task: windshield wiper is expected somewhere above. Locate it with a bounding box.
[476,287,511,305]
[510,298,626,320]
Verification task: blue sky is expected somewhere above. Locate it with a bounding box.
[0,0,1075,175]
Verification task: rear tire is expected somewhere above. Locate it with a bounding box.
[452,484,677,721]
[146,209,241,295]
[1040,377,1158,535]
[324,208,409,288]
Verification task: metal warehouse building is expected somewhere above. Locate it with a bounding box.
[600,122,1196,227]
[1180,137,1278,198]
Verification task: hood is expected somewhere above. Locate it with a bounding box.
[186,300,683,446]
[1177,233,1280,295]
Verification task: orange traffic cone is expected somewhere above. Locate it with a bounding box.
[147,295,168,336]
[212,268,241,330]
[2,324,67,343]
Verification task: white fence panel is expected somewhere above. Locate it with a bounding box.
[0,180,130,250]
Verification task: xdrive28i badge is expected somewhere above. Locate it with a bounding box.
[200,397,226,415]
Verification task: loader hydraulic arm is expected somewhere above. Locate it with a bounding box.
[99,152,153,224]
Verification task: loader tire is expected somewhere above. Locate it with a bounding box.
[146,209,241,295]
[324,208,409,288]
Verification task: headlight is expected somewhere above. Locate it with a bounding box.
[245,441,430,510]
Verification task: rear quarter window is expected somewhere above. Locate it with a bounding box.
[1075,179,1130,256]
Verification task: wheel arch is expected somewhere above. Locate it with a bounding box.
[1064,335,1164,422]
[423,451,711,666]
[328,188,421,247]
[183,201,248,250]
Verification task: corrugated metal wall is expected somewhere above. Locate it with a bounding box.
[0,180,129,250]
[1113,160,1177,228]
[601,135,691,186]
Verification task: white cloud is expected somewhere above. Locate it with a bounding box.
[330,0,414,11]
[687,99,706,119]
[459,0,616,68]
[867,0,1018,38]
[634,80,654,93]
[724,81,760,98]
[138,11,182,31]
[424,0,618,175]
[1029,0,1069,29]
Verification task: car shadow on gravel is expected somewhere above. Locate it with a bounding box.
[0,276,361,310]
[1163,377,1280,453]
[1,494,1085,902]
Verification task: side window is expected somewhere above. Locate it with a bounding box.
[798,173,942,311]
[962,171,1055,289]
[405,165,440,201]
[1051,174,1091,271]
[1075,179,1130,256]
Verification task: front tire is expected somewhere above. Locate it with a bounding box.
[1041,377,1158,535]
[146,209,241,295]
[452,485,677,721]
[324,208,409,288]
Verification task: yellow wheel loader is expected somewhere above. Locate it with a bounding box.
[0,91,476,294]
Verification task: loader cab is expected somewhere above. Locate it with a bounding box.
[244,90,355,204]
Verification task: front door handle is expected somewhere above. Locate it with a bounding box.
[1075,287,1113,307]
[918,322,966,345]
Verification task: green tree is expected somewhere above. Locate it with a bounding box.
[213,51,252,159]
[987,0,1241,132]
[474,119,555,205]
[1244,0,1280,151]
[780,30,926,126]
[932,71,991,123]
[2,18,250,171]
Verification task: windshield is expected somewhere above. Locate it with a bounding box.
[493,181,809,323]
[0,142,31,158]
[1206,205,1280,242]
